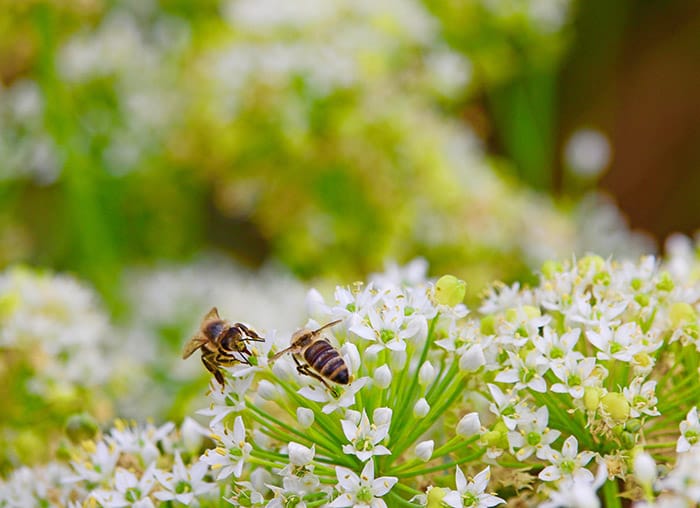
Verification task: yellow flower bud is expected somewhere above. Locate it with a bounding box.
[434,275,466,306]
[601,392,630,421]
[670,302,697,327]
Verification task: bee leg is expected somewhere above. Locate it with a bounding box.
[235,323,265,342]
[202,352,226,390]
[297,362,331,390]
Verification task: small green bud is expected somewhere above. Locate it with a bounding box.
[480,315,496,335]
[620,431,636,449]
[630,278,643,291]
[670,302,697,327]
[656,272,674,292]
[625,419,642,433]
[593,271,611,286]
[634,294,650,307]
[434,275,466,306]
[583,387,602,411]
[65,413,99,444]
[55,439,72,461]
[601,392,630,421]
[541,260,563,279]
[578,255,605,274]
[426,487,446,508]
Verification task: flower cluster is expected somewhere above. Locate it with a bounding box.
[5,242,700,505]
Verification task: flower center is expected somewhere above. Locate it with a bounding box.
[125,487,141,502]
[357,486,374,503]
[526,432,541,446]
[462,492,478,506]
[175,480,191,494]
[380,329,395,343]
[560,459,576,475]
[285,494,302,508]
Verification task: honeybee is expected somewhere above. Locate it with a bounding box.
[271,320,349,390]
[183,307,265,387]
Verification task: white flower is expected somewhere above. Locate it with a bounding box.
[197,374,254,427]
[341,410,391,462]
[587,322,643,362]
[457,412,481,437]
[507,406,560,461]
[329,460,398,508]
[551,356,603,399]
[154,453,215,505]
[540,463,608,508]
[459,345,486,371]
[298,377,369,414]
[495,351,548,393]
[539,436,595,483]
[442,466,504,508]
[200,417,251,480]
[677,407,700,453]
[65,441,120,484]
[623,377,660,418]
[91,465,157,508]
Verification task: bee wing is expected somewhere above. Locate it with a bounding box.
[182,333,208,359]
[312,319,343,336]
[203,307,220,323]
[270,344,298,362]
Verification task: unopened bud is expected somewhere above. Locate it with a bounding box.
[413,398,430,418]
[415,440,434,461]
[602,392,630,421]
[374,365,392,388]
[288,442,315,466]
[434,275,466,306]
[297,407,314,429]
[373,408,393,427]
[583,387,602,412]
[426,486,447,508]
[65,413,99,444]
[419,361,436,387]
[258,380,278,401]
[633,451,657,486]
[459,345,485,371]
[457,412,481,437]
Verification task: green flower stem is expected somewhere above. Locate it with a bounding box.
[247,456,285,470]
[432,434,480,459]
[530,391,592,449]
[392,482,424,497]
[393,450,485,478]
[602,479,622,508]
[245,399,338,456]
[306,499,330,507]
[392,316,440,435]
[642,441,676,449]
[387,490,421,507]
[260,380,345,449]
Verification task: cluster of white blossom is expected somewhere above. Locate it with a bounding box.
[4,237,700,506]
[0,266,112,390]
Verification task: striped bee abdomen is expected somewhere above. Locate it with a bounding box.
[304,340,349,384]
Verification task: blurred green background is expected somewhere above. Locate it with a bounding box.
[0,0,698,303]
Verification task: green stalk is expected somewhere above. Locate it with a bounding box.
[393,449,485,478]
[602,479,622,508]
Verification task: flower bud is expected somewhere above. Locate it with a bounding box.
[670,302,697,327]
[341,342,361,374]
[419,361,436,387]
[390,350,407,369]
[583,387,602,412]
[374,365,392,388]
[181,417,208,452]
[601,392,630,421]
[426,486,447,508]
[480,315,496,335]
[413,398,430,418]
[297,407,315,429]
[65,413,99,444]
[633,451,657,486]
[434,275,466,306]
[288,442,315,465]
[258,380,278,401]
[459,345,485,371]
[457,412,481,437]
[373,408,393,427]
[415,440,434,461]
